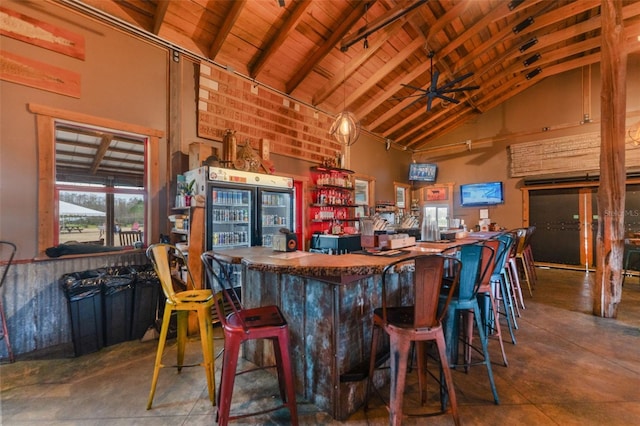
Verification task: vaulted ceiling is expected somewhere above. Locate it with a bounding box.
[68,0,640,151]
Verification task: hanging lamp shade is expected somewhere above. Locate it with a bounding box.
[330,111,360,146]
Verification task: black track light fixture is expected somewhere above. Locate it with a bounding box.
[519,37,538,53]
[513,16,534,34]
[525,67,542,80]
[508,0,525,10]
[523,53,541,67]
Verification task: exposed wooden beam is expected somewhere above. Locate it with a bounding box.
[339,0,426,51]
[152,0,170,35]
[285,2,372,94]
[312,19,403,106]
[89,134,112,175]
[209,0,247,60]
[249,0,312,79]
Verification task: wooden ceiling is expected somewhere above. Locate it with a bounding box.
[69,0,640,151]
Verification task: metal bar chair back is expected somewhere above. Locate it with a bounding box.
[366,254,462,426]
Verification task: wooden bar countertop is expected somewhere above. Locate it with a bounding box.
[210,239,478,282]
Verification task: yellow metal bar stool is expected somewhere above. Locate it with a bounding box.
[146,243,216,409]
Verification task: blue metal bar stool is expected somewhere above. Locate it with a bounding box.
[442,242,500,405]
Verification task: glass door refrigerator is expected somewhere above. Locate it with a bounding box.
[185,166,295,251]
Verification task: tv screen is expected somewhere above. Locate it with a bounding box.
[409,163,437,182]
[460,181,504,206]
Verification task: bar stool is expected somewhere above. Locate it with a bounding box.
[366,254,462,426]
[442,242,500,405]
[0,241,16,363]
[201,251,298,426]
[145,244,216,410]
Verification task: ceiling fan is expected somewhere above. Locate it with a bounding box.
[395,51,479,112]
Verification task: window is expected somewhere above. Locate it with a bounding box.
[354,175,375,218]
[55,123,146,246]
[32,103,163,254]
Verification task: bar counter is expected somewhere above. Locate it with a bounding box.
[211,241,466,420]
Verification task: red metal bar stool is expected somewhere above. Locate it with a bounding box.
[366,254,462,426]
[0,241,16,363]
[201,251,298,426]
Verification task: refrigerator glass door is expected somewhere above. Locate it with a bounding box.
[208,185,252,250]
[259,189,293,247]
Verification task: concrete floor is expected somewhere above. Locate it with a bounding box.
[1,268,639,425]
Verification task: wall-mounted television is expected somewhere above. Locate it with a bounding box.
[460,181,504,206]
[409,163,437,182]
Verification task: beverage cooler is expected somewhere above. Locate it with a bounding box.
[185,166,295,251]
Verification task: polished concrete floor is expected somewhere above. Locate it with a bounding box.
[1,268,639,425]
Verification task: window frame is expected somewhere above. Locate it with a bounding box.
[31,103,163,254]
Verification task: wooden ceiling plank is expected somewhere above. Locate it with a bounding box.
[344,38,424,108]
[208,0,248,60]
[249,0,312,79]
[312,19,404,106]
[285,2,374,94]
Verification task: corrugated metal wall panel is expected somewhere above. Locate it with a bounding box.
[0,252,148,359]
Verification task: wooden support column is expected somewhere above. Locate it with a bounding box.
[594,0,627,318]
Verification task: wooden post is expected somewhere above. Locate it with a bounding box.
[594,0,627,318]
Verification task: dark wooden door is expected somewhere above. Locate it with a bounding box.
[529,188,581,265]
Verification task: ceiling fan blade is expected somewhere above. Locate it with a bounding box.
[435,93,460,104]
[402,95,430,111]
[437,72,474,91]
[430,70,440,91]
[391,93,430,101]
[426,95,434,112]
[438,85,480,94]
[400,83,429,93]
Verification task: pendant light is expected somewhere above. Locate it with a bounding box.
[330,51,360,147]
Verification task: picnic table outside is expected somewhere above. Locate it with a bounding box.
[60,225,84,233]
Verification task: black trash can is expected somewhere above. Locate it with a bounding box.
[130,264,160,340]
[61,271,105,357]
[102,268,135,346]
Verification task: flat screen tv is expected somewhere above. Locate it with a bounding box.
[409,163,437,182]
[460,181,504,206]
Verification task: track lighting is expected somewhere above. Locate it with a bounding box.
[508,0,525,10]
[519,37,538,52]
[525,67,542,80]
[513,16,534,34]
[523,53,541,67]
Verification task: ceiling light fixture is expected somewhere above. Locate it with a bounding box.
[508,0,525,10]
[523,53,541,67]
[330,54,360,147]
[513,16,534,34]
[525,67,542,80]
[519,37,538,52]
